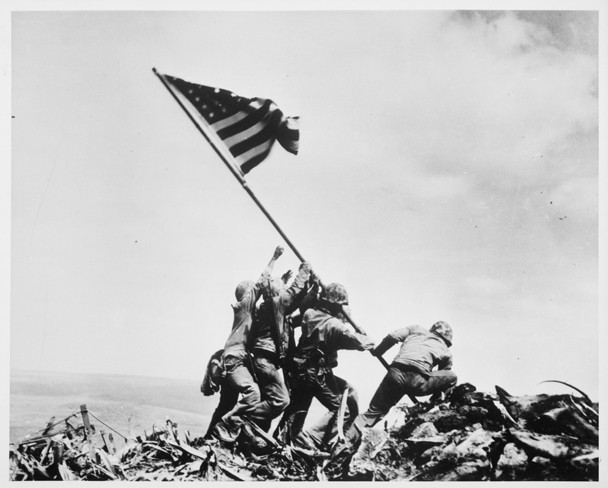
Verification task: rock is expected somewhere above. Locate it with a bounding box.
[508,428,593,459]
[409,421,439,438]
[455,427,495,454]
[445,382,477,404]
[495,385,598,439]
[11,384,599,482]
[527,456,561,481]
[413,450,492,481]
[541,407,599,441]
[430,409,471,432]
[351,428,388,464]
[495,442,528,480]
[404,421,445,456]
[415,445,444,466]
[568,451,599,481]
[441,457,491,481]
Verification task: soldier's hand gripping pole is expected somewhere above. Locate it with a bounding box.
[339,304,418,404]
[309,273,381,363]
[305,271,417,402]
[338,306,390,369]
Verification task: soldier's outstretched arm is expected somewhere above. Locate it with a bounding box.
[268,245,284,268]
[372,327,412,357]
[259,246,284,279]
[329,322,375,351]
[280,261,313,307]
[248,246,285,304]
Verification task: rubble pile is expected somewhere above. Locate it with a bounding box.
[9,416,250,481]
[9,383,599,481]
[9,415,317,481]
[351,382,599,481]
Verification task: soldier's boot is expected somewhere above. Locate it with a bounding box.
[213,416,243,444]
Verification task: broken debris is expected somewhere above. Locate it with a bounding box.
[9,383,599,481]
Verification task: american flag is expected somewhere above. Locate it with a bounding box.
[160,73,299,175]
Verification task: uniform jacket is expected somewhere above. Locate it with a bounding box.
[375,325,453,375]
[250,264,311,360]
[296,308,374,369]
[223,270,270,360]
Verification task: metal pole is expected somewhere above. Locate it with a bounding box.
[152,68,305,262]
[152,69,414,399]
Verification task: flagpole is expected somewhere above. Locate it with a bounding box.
[152,69,413,395]
[152,68,305,262]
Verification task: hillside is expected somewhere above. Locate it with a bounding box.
[10,369,215,445]
[9,378,599,481]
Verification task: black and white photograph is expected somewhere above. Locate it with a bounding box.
[4,1,606,482]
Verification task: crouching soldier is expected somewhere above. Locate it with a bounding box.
[356,321,457,428]
[247,261,313,432]
[278,283,375,449]
[212,246,283,442]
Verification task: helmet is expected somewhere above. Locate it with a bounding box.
[235,280,254,301]
[430,321,453,346]
[321,283,349,305]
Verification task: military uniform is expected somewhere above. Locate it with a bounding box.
[217,275,268,429]
[357,323,457,428]
[278,305,374,448]
[248,262,312,430]
[212,247,283,442]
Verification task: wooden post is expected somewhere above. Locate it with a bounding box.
[53,441,65,464]
[80,404,96,460]
[100,429,109,452]
[108,433,116,454]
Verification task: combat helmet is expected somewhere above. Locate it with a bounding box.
[321,283,349,306]
[430,321,453,347]
[235,280,254,301]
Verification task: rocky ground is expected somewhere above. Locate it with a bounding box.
[9,382,599,481]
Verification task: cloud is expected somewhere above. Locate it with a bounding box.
[382,11,597,194]
[463,275,512,296]
[548,176,597,222]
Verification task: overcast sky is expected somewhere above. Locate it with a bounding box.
[7,5,605,408]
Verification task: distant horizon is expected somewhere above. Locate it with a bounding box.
[10,364,600,402]
[11,366,202,383]
[10,364,215,445]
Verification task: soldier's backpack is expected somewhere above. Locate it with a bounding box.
[200,349,225,396]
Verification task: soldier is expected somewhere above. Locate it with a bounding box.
[212,246,283,442]
[277,283,375,449]
[356,321,457,428]
[247,261,313,431]
[201,349,237,439]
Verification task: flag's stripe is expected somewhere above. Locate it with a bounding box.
[275,116,300,154]
[235,140,274,171]
[211,110,250,132]
[281,125,300,141]
[236,140,273,165]
[239,151,269,175]
[161,75,246,177]
[159,72,299,176]
[216,99,273,140]
[229,112,281,157]
[223,114,274,149]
